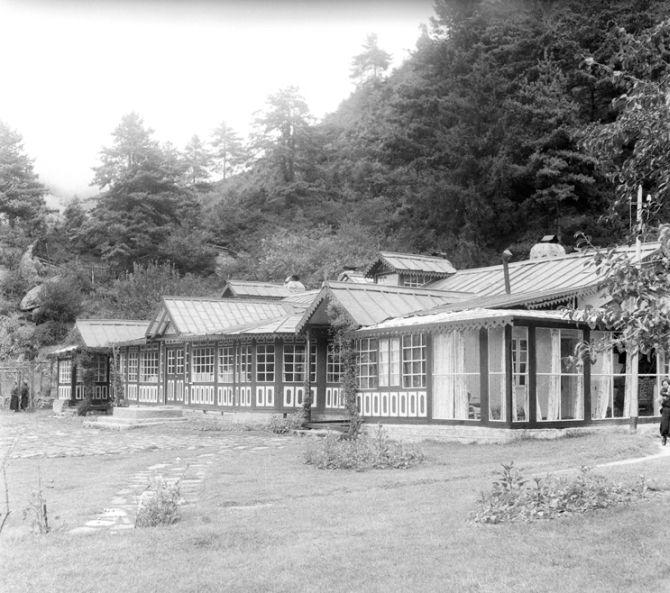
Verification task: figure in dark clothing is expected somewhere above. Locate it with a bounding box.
[659,378,670,445]
[20,381,29,411]
[9,382,19,412]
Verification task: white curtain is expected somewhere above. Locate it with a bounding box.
[546,329,561,421]
[432,333,453,419]
[432,330,469,419]
[453,330,469,419]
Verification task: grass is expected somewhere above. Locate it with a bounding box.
[1,412,669,593]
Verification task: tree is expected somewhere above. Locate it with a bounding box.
[251,86,314,183]
[86,113,212,272]
[211,121,246,180]
[182,134,213,187]
[0,121,47,231]
[350,33,392,84]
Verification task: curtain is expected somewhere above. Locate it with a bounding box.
[453,330,469,419]
[432,333,453,419]
[546,329,561,421]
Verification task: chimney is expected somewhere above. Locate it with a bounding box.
[502,249,513,294]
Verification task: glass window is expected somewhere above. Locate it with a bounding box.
[512,327,529,421]
[94,356,107,383]
[58,359,71,384]
[237,345,252,383]
[256,343,275,383]
[127,349,139,382]
[217,346,234,383]
[167,349,184,376]
[283,343,306,383]
[402,334,426,388]
[433,329,480,420]
[192,346,214,382]
[327,342,342,384]
[378,338,401,387]
[140,349,158,382]
[357,338,378,389]
[536,328,583,421]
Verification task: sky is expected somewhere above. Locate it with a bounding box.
[0,0,435,198]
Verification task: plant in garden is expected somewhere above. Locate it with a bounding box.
[472,463,649,524]
[327,302,361,439]
[135,477,182,528]
[22,467,50,534]
[304,425,424,471]
[269,412,305,435]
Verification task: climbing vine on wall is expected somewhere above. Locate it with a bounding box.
[327,302,361,439]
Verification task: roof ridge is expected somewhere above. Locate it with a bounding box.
[446,242,660,276]
[326,280,470,296]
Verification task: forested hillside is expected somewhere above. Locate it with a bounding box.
[2,0,670,356]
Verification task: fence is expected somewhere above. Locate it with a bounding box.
[0,361,55,410]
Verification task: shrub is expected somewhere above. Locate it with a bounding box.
[76,398,93,416]
[304,425,425,470]
[269,411,305,434]
[472,462,649,524]
[135,478,182,528]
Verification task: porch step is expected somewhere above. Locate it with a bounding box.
[83,406,186,430]
[304,420,353,433]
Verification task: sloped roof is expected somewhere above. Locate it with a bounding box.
[428,243,660,296]
[358,308,577,335]
[296,281,472,332]
[281,290,321,307]
[364,251,457,278]
[75,319,149,349]
[147,297,295,338]
[221,280,297,299]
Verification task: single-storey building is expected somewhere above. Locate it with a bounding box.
[51,242,666,439]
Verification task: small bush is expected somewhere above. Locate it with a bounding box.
[269,411,305,434]
[304,425,425,470]
[76,398,93,416]
[135,478,182,528]
[472,462,649,524]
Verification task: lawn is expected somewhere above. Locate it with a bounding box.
[1,416,669,593]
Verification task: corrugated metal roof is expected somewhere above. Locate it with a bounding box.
[359,308,573,334]
[364,251,457,277]
[221,280,296,299]
[428,243,660,296]
[150,297,294,337]
[75,319,149,349]
[296,281,472,332]
[282,290,321,306]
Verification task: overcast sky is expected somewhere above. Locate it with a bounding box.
[0,0,435,198]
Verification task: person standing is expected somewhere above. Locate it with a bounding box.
[20,380,29,411]
[9,381,19,412]
[659,378,670,445]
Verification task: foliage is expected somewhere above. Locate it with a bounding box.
[350,33,391,84]
[327,301,361,439]
[0,121,47,233]
[472,462,648,524]
[570,226,670,357]
[94,262,219,319]
[33,275,84,325]
[135,477,182,528]
[303,425,425,470]
[211,121,246,180]
[22,468,50,534]
[268,411,305,435]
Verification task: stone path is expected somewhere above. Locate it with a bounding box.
[69,452,216,535]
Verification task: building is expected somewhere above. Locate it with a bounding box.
[51,243,665,439]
